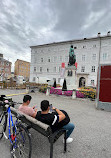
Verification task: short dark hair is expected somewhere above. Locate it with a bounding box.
[23,95,32,103]
[41,100,50,111]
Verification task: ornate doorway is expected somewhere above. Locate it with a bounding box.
[79,77,86,87]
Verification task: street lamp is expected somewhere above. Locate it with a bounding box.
[96,32,101,106]
[98,32,101,69]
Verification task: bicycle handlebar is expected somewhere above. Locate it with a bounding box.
[0,101,22,108]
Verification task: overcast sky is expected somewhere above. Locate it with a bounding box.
[0,0,111,71]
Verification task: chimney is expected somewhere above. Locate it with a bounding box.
[107,31,110,36]
[97,32,101,37]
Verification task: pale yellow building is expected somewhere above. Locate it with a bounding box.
[14,59,30,81]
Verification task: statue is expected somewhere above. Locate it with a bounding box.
[68,45,76,66]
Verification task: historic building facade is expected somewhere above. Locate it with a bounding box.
[30,34,111,87]
[14,59,30,81]
[0,54,12,81]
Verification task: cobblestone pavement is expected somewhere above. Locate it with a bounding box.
[0,89,111,158]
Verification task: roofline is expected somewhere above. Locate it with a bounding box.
[0,58,12,63]
[30,35,111,48]
[15,59,30,63]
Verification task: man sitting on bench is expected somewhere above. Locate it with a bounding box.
[19,95,37,118]
[36,100,75,143]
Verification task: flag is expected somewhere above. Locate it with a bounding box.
[60,63,65,77]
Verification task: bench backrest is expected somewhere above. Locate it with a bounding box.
[5,105,52,137]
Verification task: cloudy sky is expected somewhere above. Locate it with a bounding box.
[0,0,111,71]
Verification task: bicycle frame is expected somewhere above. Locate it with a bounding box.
[0,99,32,158]
[7,106,17,144]
[7,106,27,150]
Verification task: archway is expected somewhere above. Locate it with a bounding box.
[79,77,86,87]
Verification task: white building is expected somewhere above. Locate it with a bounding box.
[30,33,111,87]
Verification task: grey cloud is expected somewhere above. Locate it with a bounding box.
[90,0,110,11]
[45,0,111,40]
[0,0,111,71]
[45,0,90,39]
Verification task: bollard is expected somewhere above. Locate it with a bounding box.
[72,89,76,99]
[46,87,50,96]
[26,85,29,93]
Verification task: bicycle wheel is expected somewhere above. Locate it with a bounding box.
[10,124,31,158]
[0,112,7,140]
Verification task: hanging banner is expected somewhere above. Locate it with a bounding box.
[75,62,78,69]
[60,63,65,77]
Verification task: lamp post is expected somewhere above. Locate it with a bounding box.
[96,33,101,107]
[98,33,101,70]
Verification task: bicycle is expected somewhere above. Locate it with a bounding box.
[0,95,31,158]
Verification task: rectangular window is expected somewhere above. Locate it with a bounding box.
[92,54,96,60]
[41,58,43,62]
[48,57,51,62]
[47,68,49,72]
[65,56,68,62]
[34,67,36,72]
[58,78,61,83]
[91,80,94,85]
[53,78,56,81]
[54,56,57,62]
[81,66,85,72]
[53,67,56,72]
[82,55,85,61]
[40,67,42,72]
[103,53,107,60]
[33,77,36,81]
[83,45,86,48]
[34,58,36,63]
[92,66,95,72]
[59,56,62,61]
[93,45,96,48]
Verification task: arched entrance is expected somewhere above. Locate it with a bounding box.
[79,77,86,87]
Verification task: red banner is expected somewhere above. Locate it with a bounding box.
[75,62,77,68]
[61,63,65,68]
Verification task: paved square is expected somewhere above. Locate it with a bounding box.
[0,89,111,158]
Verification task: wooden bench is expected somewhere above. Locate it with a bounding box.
[7,105,67,158]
